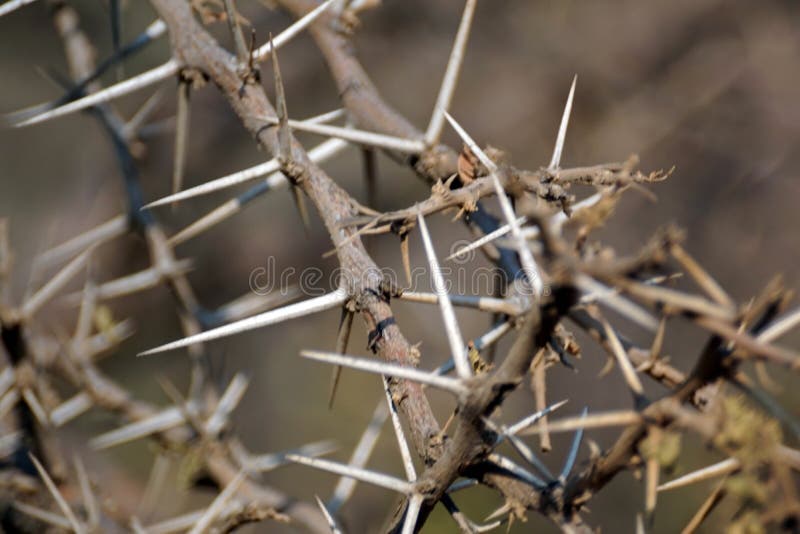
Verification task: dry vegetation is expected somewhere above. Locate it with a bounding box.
[0,0,798,533]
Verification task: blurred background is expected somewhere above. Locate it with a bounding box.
[1,0,799,532]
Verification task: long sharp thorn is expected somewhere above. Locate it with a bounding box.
[205,373,249,436]
[400,232,412,286]
[383,377,416,482]
[260,115,425,153]
[559,407,588,483]
[680,477,728,534]
[601,317,645,397]
[425,0,477,146]
[507,399,569,435]
[401,494,424,534]
[489,453,547,489]
[302,350,467,395]
[271,34,292,164]
[524,410,641,435]
[416,212,471,379]
[0,0,39,18]
[548,75,577,170]
[315,496,344,534]
[645,457,658,519]
[171,79,191,201]
[328,400,388,513]
[657,458,739,492]
[74,455,100,528]
[34,214,127,271]
[28,454,86,534]
[22,247,92,319]
[253,0,337,60]
[223,0,249,63]
[288,454,414,494]
[139,289,347,356]
[145,137,347,209]
[13,0,334,128]
[244,440,337,472]
[90,405,190,449]
[443,111,543,295]
[12,502,72,530]
[291,186,312,233]
[758,306,800,344]
[14,59,180,128]
[445,216,525,262]
[187,470,247,534]
[328,307,355,409]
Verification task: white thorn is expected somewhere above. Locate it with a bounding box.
[443,111,543,296]
[383,377,416,482]
[139,289,347,356]
[548,75,577,170]
[424,0,477,146]
[315,496,344,534]
[400,494,424,534]
[253,0,337,60]
[28,454,86,534]
[145,137,348,209]
[0,0,39,18]
[301,350,467,395]
[14,59,179,128]
[287,454,414,495]
[187,470,247,534]
[416,212,471,379]
[657,458,739,492]
[260,116,425,154]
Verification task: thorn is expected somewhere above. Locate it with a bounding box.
[204,373,250,436]
[401,494,424,534]
[328,400,388,513]
[50,392,93,427]
[328,307,355,409]
[90,405,191,449]
[33,215,127,271]
[22,247,93,319]
[301,350,467,395]
[383,377,416,482]
[362,148,378,209]
[400,232,412,286]
[259,115,425,153]
[187,470,247,534]
[489,453,547,489]
[506,399,569,435]
[244,440,337,472]
[139,289,347,356]
[0,0,40,19]
[548,75,577,170]
[558,407,588,484]
[657,458,739,492]
[425,0,477,146]
[171,79,192,203]
[13,59,180,128]
[521,409,640,435]
[253,0,336,61]
[416,212,471,379]
[288,454,414,494]
[28,453,86,534]
[600,316,645,398]
[645,457,658,519]
[222,0,249,63]
[443,111,543,296]
[270,33,292,165]
[74,455,100,528]
[144,137,347,209]
[291,186,312,233]
[315,496,344,534]
[444,216,525,262]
